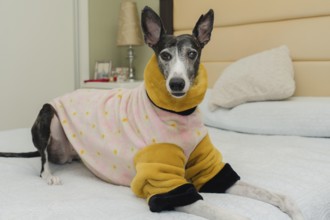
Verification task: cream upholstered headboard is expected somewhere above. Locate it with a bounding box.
[160,0,330,96]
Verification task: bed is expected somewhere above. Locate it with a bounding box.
[1,0,330,219]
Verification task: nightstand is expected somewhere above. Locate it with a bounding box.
[81,80,143,90]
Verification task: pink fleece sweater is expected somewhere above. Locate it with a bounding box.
[50,84,207,186]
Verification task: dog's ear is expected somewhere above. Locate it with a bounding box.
[192,9,214,48]
[141,6,166,48]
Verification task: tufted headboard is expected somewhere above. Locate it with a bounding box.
[160,0,330,96]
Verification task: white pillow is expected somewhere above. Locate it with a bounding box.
[209,45,295,110]
[200,89,330,138]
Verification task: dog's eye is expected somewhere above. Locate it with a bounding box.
[188,51,197,60]
[160,52,172,61]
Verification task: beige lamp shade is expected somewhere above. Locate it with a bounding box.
[117,1,143,46]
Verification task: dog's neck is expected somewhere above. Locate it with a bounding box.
[144,55,208,114]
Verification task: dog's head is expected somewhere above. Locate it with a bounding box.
[141,7,214,98]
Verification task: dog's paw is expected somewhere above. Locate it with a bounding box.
[41,173,62,185]
[46,175,62,185]
[277,194,304,220]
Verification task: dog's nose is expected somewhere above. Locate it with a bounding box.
[169,78,185,92]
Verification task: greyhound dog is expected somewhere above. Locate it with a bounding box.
[0,7,303,220]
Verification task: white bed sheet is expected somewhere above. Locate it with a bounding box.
[0,128,329,220]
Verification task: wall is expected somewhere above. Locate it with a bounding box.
[0,0,159,130]
[88,0,159,80]
[0,0,76,130]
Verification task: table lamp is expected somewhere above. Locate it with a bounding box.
[117,1,143,81]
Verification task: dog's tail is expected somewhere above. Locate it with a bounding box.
[0,151,40,158]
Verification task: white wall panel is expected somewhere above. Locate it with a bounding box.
[0,0,76,130]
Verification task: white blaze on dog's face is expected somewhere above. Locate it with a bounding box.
[141,7,214,98]
[158,37,200,98]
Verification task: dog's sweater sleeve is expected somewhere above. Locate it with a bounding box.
[186,134,240,193]
[130,134,240,212]
[131,143,202,212]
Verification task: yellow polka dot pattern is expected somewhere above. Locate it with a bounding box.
[49,81,208,187]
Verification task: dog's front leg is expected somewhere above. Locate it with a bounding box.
[131,144,202,211]
[176,200,250,220]
[131,143,249,220]
[226,181,304,220]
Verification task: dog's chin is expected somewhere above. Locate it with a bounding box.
[170,92,186,99]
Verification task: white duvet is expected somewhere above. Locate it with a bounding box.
[1,128,330,220]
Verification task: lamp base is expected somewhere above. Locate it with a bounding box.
[127,45,135,81]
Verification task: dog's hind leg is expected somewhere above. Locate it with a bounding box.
[31,104,61,185]
[226,181,304,220]
[40,151,61,185]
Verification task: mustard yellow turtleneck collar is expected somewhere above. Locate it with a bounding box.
[144,55,208,113]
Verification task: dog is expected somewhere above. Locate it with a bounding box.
[0,6,304,220]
